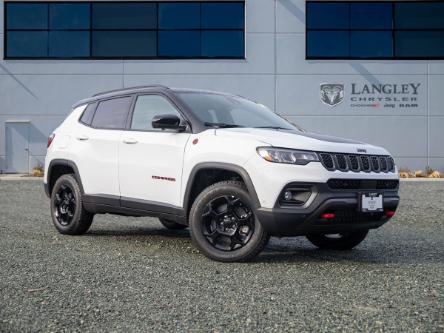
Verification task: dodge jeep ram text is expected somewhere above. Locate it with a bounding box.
[44,85,400,262]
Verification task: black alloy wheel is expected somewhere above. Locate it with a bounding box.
[202,195,255,251]
[53,184,76,226]
[50,174,93,235]
[189,180,269,262]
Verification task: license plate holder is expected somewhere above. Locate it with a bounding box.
[360,193,383,213]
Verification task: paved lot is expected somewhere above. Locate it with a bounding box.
[0,180,443,332]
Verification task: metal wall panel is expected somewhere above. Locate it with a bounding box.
[124,74,275,111]
[1,0,444,171]
[276,34,429,75]
[123,33,275,75]
[276,74,427,116]
[285,115,428,159]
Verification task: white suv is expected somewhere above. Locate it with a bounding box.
[44,85,400,262]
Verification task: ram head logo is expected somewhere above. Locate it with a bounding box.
[320,84,344,107]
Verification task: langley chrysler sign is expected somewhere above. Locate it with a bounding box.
[320,82,421,109]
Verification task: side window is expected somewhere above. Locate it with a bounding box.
[91,96,132,129]
[79,102,96,125]
[130,95,181,131]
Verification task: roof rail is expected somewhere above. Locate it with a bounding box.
[92,85,169,97]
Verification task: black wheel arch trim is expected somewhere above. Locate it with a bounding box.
[183,162,261,214]
[45,159,85,197]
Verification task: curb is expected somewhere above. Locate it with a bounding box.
[400,178,444,182]
[0,176,42,181]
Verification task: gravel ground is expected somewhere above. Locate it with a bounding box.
[0,180,443,333]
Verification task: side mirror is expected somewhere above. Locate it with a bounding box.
[152,114,187,131]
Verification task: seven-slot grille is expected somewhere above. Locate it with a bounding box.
[319,153,395,173]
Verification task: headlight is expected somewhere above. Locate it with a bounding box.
[257,147,319,165]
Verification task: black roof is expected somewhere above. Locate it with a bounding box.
[92,85,170,97]
[72,85,231,108]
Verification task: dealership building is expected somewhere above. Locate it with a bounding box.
[1,0,444,173]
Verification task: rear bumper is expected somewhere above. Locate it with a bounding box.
[255,182,399,237]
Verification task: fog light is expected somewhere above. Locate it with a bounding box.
[284,191,293,201]
[280,186,312,206]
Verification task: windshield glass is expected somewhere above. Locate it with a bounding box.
[178,92,300,130]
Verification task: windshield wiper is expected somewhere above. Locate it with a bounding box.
[204,122,243,128]
[254,126,293,130]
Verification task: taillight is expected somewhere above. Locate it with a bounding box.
[47,133,55,148]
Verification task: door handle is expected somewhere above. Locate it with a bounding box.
[76,135,89,141]
[123,138,138,144]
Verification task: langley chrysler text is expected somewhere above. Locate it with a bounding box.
[44,85,400,262]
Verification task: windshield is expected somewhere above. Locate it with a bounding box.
[178,92,300,130]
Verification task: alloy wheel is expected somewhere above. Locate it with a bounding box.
[53,184,76,226]
[201,195,254,251]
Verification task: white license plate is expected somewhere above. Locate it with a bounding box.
[361,193,383,212]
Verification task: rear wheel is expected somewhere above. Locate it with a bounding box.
[159,218,187,230]
[189,181,269,262]
[306,230,369,250]
[50,174,93,235]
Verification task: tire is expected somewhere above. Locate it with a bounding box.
[189,180,269,262]
[306,230,369,250]
[159,218,187,230]
[50,174,93,235]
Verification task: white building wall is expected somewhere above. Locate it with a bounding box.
[0,0,443,172]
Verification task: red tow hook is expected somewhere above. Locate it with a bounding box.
[320,213,335,219]
[384,210,396,217]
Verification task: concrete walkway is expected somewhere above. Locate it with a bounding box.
[0,174,42,180]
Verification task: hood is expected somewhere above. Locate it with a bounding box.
[214,128,389,155]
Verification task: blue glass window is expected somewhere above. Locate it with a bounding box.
[6,31,48,57]
[350,3,392,29]
[49,31,90,57]
[350,31,393,58]
[49,3,90,30]
[395,32,444,57]
[202,2,245,29]
[5,1,245,59]
[307,1,444,59]
[202,31,244,58]
[306,31,349,58]
[92,3,157,29]
[92,31,157,57]
[6,3,48,29]
[395,3,444,29]
[159,3,200,29]
[159,31,201,57]
[306,3,349,29]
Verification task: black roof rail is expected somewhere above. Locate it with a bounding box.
[92,85,170,97]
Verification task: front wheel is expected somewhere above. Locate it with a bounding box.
[306,230,369,250]
[189,181,269,262]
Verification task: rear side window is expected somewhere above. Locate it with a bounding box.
[91,96,132,129]
[79,103,96,125]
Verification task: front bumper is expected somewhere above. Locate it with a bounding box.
[255,182,399,237]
